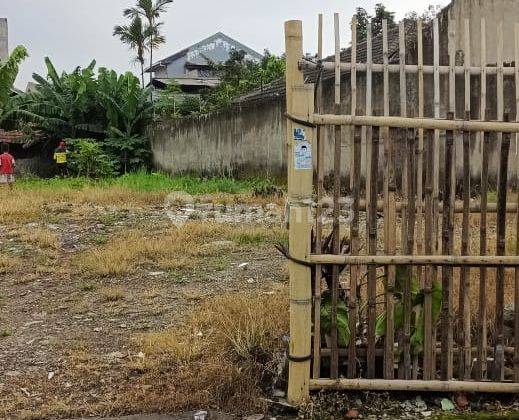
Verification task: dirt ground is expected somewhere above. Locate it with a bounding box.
[0,193,288,419]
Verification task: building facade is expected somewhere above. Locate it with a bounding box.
[147,32,263,93]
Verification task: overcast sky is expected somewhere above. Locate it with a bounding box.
[3,0,451,89]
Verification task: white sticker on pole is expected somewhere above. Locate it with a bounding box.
[293,128,312,170]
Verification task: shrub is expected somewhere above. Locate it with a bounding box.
[68,138,117,178]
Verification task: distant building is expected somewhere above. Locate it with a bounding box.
[146,32,263,94]
[0,18,8,60]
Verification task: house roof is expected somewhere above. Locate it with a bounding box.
[234,22,410,104]
[0,129,44,146]
[146,32,264,72]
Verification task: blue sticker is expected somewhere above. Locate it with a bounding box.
[293,127,306,141]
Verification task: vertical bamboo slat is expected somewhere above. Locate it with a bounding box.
[495,114,511,381]
[367,123,379,380]
[382,19,396,380]
[476,18,488,381]
[415,25,425,379]
[460,110,472,380]
[515,22,519,383]
[349,124,361,377]
[477,127,490,380]
[312,13,324,380]
[365,22,373,223]
[459,19,472,380]
[433,18,441,255]
[330,12,341,380]
[350,16,357,191]
[441,112,455,381]
[423,129,435,381]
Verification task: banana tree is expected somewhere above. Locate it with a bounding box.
[97,69,153,172]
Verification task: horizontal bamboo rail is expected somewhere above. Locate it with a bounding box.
[309,379,519,393]
[300,59,519,77]
[307,254,519,267]
[356,200,518,214]
[320,345,516,357]
[295,114,519,132]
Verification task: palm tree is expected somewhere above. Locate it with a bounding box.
[124,0,173,89]
[114,15,149,88]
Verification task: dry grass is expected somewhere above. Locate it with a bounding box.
[129,287,289,413]
[99,286,126,302]
[0,255,21,275]
[18,227,60,250]
[75,222,285,277]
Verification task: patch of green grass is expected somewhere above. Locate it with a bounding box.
[168,270,188,284]
[0,330,11,338]
[438,412,519,419]
[17,171,282,196]
[93,234,109,245]
[98,212,125,226]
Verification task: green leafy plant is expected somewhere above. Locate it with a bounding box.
[320,291,350,348]
[98,69,153,172]
[68,139,117,178]
[375,266,442,355]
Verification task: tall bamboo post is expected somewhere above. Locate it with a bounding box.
[514,23,519,383]
[365,21,373,226]
[476,19,488,381]
[382,19,396,380]
[285,20,313,404]
[459,19,472,380]
[348,16,361,380]
[350,16,357,191]
[312,13,324,380]
[416,19,425,288]
[441,112,455,381]
[494,113,511,382]
[330,12,342,380]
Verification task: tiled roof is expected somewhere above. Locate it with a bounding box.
[0,129,43,146]
[234,23,410,105]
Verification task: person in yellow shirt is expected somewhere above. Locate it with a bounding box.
[53,140,68,177]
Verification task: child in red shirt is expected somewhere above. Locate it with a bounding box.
[0,143,16,190]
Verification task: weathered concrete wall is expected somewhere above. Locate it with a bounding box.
[0,18,8,60]
[151,98,287,178]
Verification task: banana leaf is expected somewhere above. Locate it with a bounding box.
[320,291,350,348]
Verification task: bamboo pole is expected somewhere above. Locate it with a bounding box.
[309,379,519,393]
[398,22,410,379]
[312,13,324,381]
[349,123,361,378]
[459,20,472,380]
[475,18,488,382]
[515,22,519,383]
[459,110,472,380]
[285,20,313,404]
[423,130,434,380]
[441,112,455,381]
[308,254,519,267]
[382,19,396,380]
[349,10,360,204]
[416,19,424,284]
[354,200,517,214]
[330,12,341,380]
[366,124,379,380]
[365,22,373,224]
[477,126,491,380]
[494,114,511,382]
[299,60,519,77]
[300,113,519,132]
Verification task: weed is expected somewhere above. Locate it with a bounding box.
[0,329,11,338]
[79,283,96,292]
[99,286,126,302]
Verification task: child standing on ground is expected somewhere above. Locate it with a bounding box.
[0,143,16,190]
